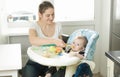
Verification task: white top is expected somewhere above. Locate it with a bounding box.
[30,22,62,39]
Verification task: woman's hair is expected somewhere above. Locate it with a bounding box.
[76,36,88,48]
[39,1,54,14]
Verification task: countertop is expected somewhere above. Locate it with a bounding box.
[105,51,120,66]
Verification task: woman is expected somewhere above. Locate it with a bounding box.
[22,1,65,77]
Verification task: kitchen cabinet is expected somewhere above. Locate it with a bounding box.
[105,51,120,77]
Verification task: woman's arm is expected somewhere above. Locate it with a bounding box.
[29,29,65,47]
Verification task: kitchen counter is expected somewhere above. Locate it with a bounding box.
[105,51,120,77]
[105,51,120,66]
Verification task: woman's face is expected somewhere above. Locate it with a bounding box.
[71,38,85,51]
[39,8,54,25]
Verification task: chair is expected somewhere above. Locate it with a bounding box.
[0,44,22,77]
[65,29,99,76]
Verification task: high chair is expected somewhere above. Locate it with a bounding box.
[65,29,99,77]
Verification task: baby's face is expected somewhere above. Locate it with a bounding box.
[71,38,85,51]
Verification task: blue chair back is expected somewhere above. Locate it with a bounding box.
[67,29,99,60]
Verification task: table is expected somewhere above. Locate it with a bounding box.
[105,51,120,65]
[27,46,81,77]
[0,44,22,77]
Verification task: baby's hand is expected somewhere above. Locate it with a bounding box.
[69,52,76,56]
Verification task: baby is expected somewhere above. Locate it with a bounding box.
[45,36,88,77]
[67,36,88,59]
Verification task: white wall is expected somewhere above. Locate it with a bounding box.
[0,0,8,44]
[93,0,102,74]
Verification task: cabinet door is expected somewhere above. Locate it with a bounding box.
[8,35,31,67]
[107,58,114,77]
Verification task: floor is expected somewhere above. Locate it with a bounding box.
[93,73,103,77]
[1,73,102,77]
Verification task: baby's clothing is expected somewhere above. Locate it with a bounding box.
[72,63,93,77]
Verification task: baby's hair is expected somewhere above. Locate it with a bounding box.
[39,1,54,14]
[76,36,88,48]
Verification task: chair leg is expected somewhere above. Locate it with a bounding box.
[65,64,78,77]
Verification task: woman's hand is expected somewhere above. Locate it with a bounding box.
[54,39,66,48]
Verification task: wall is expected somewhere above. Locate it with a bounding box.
[62,25,95,35]
[0,0,8,44]
[8,35,31,67]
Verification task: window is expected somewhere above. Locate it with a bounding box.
[6,0,94,23]
[54,0,94,22]
[7,12,36,23]
[2,0,94,35]
[6,0,42,23]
